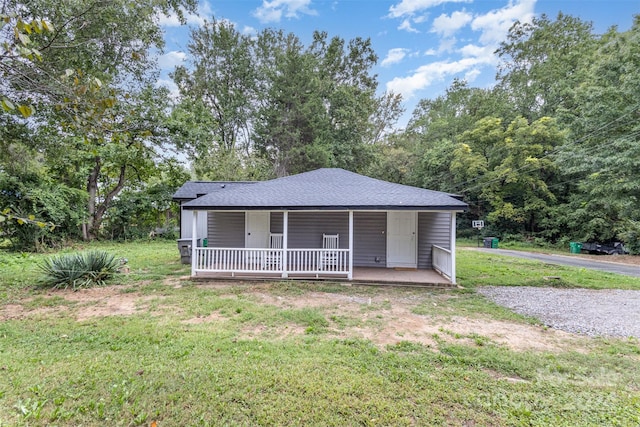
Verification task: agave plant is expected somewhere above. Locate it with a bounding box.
[38,250,120,290]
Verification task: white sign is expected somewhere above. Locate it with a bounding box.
[472,220,484,229]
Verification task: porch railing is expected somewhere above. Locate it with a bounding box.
[432,245,452,281]
[193,247,350,277]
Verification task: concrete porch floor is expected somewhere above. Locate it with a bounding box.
[193,267,453,287]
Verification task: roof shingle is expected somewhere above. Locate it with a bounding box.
[178,168,467,211]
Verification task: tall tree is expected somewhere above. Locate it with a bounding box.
[557,17,640,250]
[496,13,596,122]
[1,0,197,242]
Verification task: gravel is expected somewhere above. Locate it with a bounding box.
[477,286,640,338]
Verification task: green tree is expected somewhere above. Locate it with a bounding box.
[496,13,596,122]
[556,17,640,251]
[1,0,197,242]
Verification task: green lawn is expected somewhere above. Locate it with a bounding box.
[0,241,639,426]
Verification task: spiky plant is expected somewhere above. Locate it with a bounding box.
[38,250,120,290]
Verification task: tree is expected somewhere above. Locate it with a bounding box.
[496,13,596,122]
[171,25,401,179]
[1,0,197,242]
[471,117,565,234]
[172,19,256,173]
[556,17,640,251]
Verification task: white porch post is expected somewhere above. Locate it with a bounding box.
[348,210,353,280]
[191,210,198,277]
[282,211,288,278]
[450,211,457,285]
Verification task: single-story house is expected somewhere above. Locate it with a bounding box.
[172,168,467,285]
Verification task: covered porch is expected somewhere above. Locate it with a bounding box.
[187,209,457,284]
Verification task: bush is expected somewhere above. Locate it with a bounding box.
[38,250,120,290]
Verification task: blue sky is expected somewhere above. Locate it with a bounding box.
[156,0,638,127]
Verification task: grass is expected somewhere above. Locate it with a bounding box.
[1,240,639,426]
[457,247,640,290]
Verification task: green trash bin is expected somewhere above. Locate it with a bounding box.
[569,242,582,254]
[491,238,499,248]
[202,238,208,247]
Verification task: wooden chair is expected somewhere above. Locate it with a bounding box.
[320,233,339,270]
[264,233,283,270]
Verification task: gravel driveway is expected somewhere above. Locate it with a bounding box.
[478,286,640,338]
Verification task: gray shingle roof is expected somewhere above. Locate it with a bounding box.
[172,181,255,201]
[180,168,467,211]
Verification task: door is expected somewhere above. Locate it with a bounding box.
[386,211,417,268]
[245,211,270,248]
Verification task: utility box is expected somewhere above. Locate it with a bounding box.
[177,239,200,264]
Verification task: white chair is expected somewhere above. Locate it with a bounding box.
[264,233,283,270]
[320,234,339,270]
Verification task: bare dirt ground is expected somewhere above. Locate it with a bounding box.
[1,279,591,354]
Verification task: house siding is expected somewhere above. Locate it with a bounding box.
[354,212,386,268]
[180,206,207,239]
[418,212,451,269]
[287,212,349,249]
[208,211,245,247]
[270,212,283,233]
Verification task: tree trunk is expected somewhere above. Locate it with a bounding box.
[84,158,100,241]
[91,165,127,238]
[84,158,127,240]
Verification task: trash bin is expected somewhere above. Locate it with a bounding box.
[202,238,208,247]
[177,238,201,264]
[483,237,494,248]
[491,238,499,249]
[569,242,582,254]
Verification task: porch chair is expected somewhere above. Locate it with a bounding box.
[320,233,340,270]
[264,233,283,270]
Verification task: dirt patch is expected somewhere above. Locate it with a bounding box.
[1,281,589,353]
[215,285,586,352]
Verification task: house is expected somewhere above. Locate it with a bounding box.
[172,168,468,285]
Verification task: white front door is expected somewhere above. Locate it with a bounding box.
[245,211,270,248]
[387,211,417,268]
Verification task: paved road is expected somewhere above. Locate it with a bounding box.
[474,248,640,278]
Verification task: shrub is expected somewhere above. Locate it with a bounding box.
[38,250,120,290]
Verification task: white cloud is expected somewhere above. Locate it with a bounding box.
[157,51,186,70]
[471,0,536,45]
[242,25,257,35]
[431,10,472,37]
[464,68,481,82]
[398,18,420,33]
[381,48,410,67]
[384,0,537,104]
[155,78,180,100]
[388,0,470,18]
[253,0,317,24]
[386,56,493,99]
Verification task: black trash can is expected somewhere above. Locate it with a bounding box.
[483,237,495,248]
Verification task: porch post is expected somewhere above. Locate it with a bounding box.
[191,210,198,277]
[282,211,288,278]
[450,211,456,285]
[348,210,353,280]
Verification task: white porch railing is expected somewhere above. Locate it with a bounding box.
[432,245,452,281]
[193,247,350,277]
